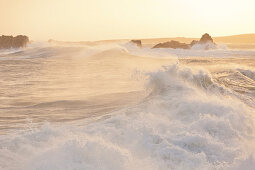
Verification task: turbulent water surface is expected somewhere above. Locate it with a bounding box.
[0,42,255,170]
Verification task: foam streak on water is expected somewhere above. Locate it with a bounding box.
[0,42,255,170]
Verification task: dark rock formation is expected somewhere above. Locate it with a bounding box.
[153,33,216,49]
[0,35,29,49]
[153,40,190,49]
[190,40,199,46]
[190,33,216,50]
[199,33,214,44]
[130,40,142,47]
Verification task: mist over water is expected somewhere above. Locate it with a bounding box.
[0,42,255,170]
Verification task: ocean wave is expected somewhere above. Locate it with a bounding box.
[146,63,230,96]
[190,42,226,50]
[1,62,255,170]
[237,68,255,82]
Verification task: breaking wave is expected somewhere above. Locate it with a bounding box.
[237,68,255,81]
[190,42,224,50]
[1,65,255,170]
[0,42,255,170]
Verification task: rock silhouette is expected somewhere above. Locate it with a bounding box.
[199,33,214,44]
[153,33,216,49]
[0,35,29,49]
[190,40,199,46]
[153,40,190,49]
[130,40,142,47]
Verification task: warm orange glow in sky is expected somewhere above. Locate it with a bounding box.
[1,0,255,41]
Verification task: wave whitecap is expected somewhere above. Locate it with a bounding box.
[1,62,255,170]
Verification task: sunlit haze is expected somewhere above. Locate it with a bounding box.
[1,0,255,169]
[1,0,255,41]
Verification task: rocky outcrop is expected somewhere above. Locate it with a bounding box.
[190,33,216,50]
[153,40,190,49]
[190,40,199,46]
[153,33,216,49]
[199,33,214,44]
[130,40,142,47]
[0,35,29,49]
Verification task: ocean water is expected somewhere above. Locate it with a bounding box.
[0,42,255,170]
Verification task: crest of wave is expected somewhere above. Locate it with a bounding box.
[0,64,255,170]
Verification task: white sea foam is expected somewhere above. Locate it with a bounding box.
[191,42,230,51]
[237,68,255,81]
[1,62,255,170]
[0,43,255,170]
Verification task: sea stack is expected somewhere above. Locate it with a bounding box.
[199,33,214,44]
[0,35,29,49]
[190,33,216,49]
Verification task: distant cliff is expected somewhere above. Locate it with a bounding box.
[0,35,29,49]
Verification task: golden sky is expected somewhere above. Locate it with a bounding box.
[1,0,255,41]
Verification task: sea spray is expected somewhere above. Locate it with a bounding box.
[0,42,255,170]
[1,63,255,170]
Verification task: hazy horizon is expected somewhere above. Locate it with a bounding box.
[1,0,255,41]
